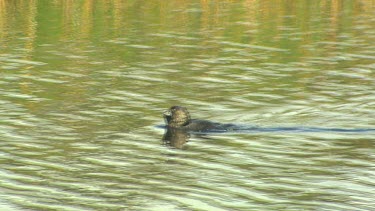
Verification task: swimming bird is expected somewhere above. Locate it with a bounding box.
[163,106,231,132]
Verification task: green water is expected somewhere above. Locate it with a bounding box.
[1,1,374,210]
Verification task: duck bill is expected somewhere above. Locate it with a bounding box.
[163,110,172,124]
[163,110,171,116]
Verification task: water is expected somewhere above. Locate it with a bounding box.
[1,1,374,210]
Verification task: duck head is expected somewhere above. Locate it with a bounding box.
[163,106,191,128]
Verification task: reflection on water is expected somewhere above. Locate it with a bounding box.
[162,125,375,149]
[1,0,375,210]
[163,128,191,149]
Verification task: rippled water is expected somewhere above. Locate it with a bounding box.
[1,1,375,210]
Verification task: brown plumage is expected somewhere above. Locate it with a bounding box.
[163,106,229,131]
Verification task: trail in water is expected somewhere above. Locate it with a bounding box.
[157,125,375,133]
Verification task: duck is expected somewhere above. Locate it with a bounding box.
[163,106,231,132]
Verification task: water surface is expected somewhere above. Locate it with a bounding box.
[1,1,374,210]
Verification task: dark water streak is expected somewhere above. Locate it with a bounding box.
[157,124,375,133]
